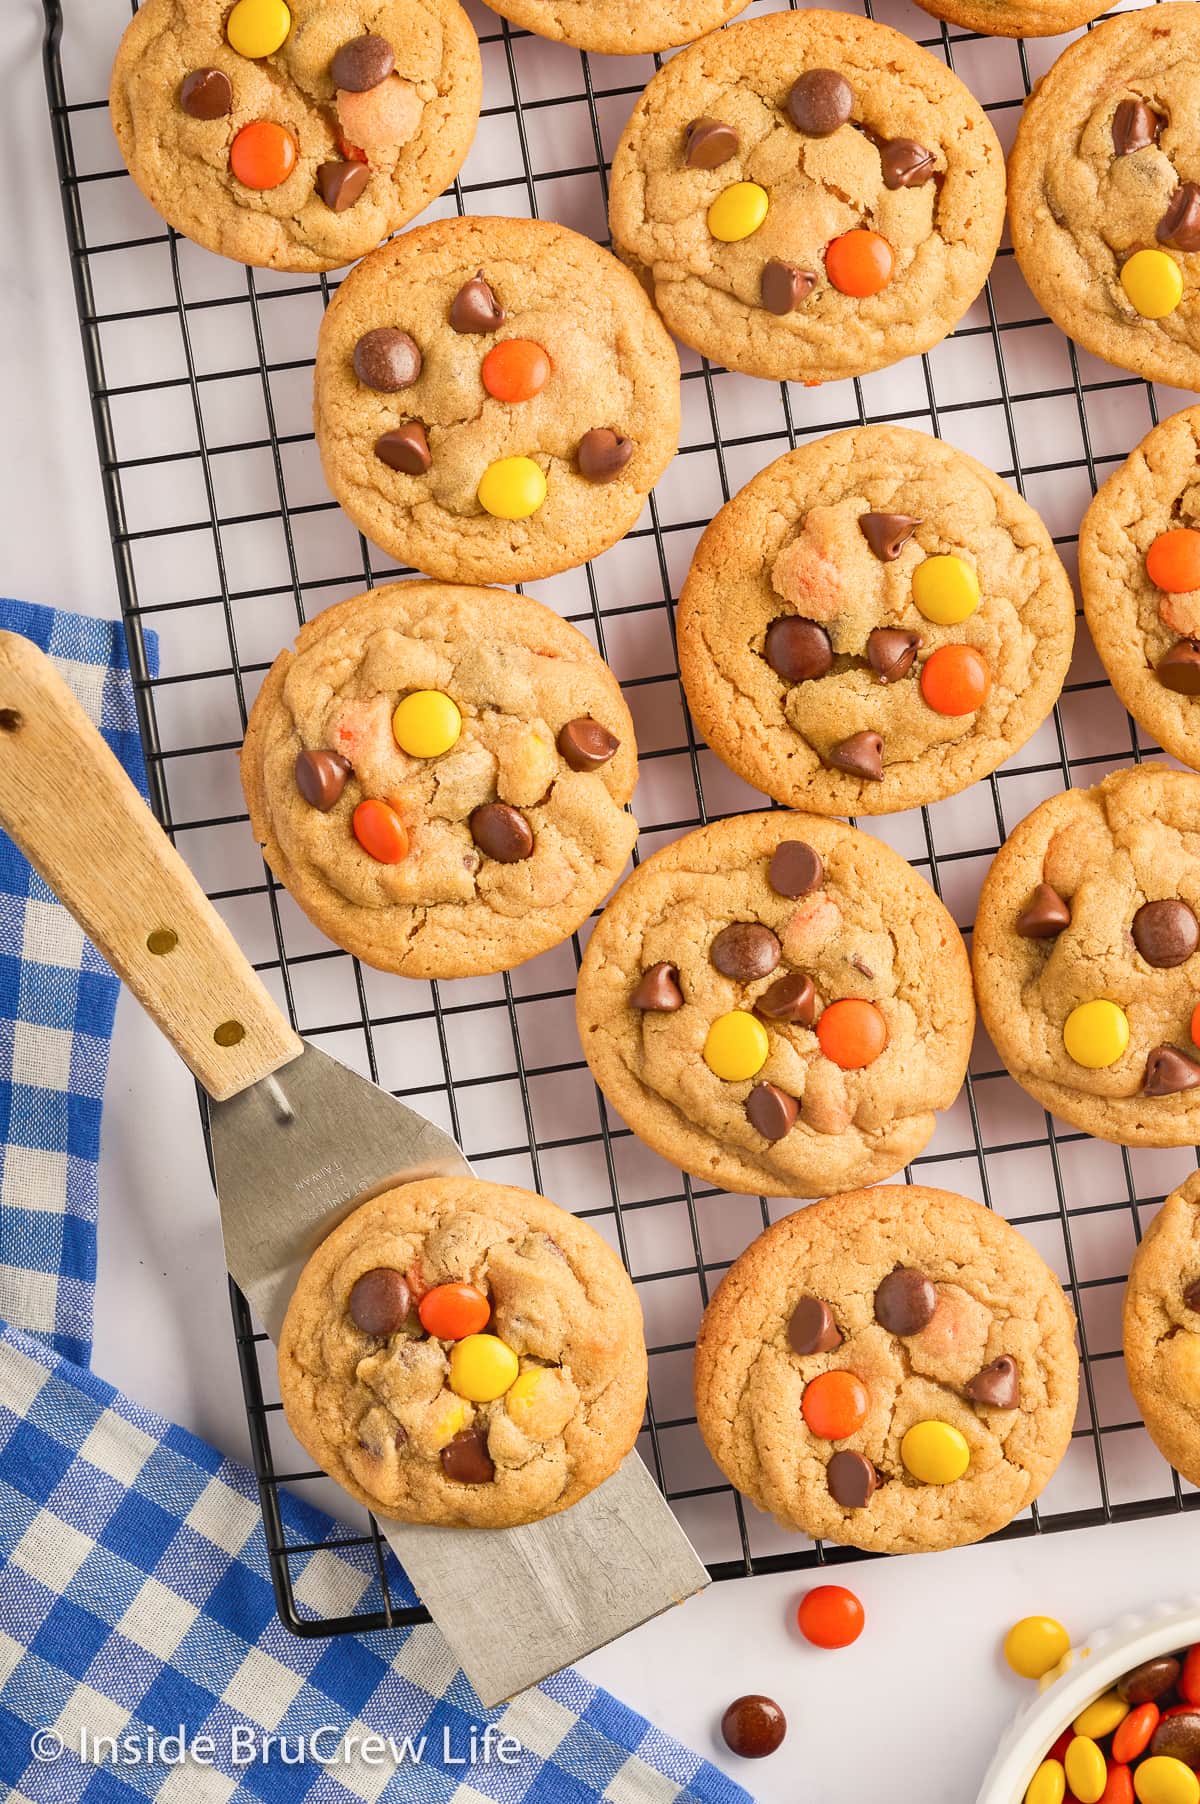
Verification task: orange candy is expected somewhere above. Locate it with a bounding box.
[825,229,894,298]
[1193,1000,1200,1049]
[817,998,888,1070]
[796,1584,865,1650]
[482,339,551,403]
[1112,1703,1159,1764]
[1182,1643,1200,1705]
[418,1282,491,1340]
[1099,1764,1134,1804]
[1147,528,1200,594]
[352,798,409,863]
[801,1369,869,1440]
[920,644,992,716]
[229,120,297,190]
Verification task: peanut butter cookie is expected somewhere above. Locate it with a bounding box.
[477,0,748,56]
[911,0,1107,40]
[1124,1169,1200,1490]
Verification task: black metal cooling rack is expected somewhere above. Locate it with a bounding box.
[41,0,1200,1643]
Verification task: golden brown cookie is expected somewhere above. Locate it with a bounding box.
[313,216,680,584]
[678,426,1075,816]
[694,1186,1079,1555]
[241,582,638,978]
[607,11,1005,383]
[910,0,1106,39]
[110,0,480,274]
[1124,1169,1200,1489]
[575,812,974,1199]
[1008,6,1200,389]
[973,767,1200,1147]
[279,1177,647,1527]
[476,0,748,55]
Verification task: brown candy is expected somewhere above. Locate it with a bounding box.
[866,628,920,684]
[1157,640,1200,694]
[761,260,816,315]
[470,803,533,863]
[349,1268,412,1336]
[317,160,370,212]
[859,511,920,562]
[826,1449,877,1508]
[745,1082,798,1141]
[768,840,823,899]
[1132,898,1199,968]
[874,1266,937,1335]
[1158,183,1200,253]
[1143,1044,1200,1096]
[1151,1712,1200,1766]
[720,1695,786,1760]
[787,69,852,137]
[180,68,233,120]
[332,33,396,92]
[965,1355,1019,1409]
[684,118,740,168]
[557,716,619,770]
[440,1426,495,1485]
[449,273,505,334]
[1112,96,1163,156]
[787,1295,842,1356]
[764,615,833,683]
[631,962,684,1011]
[1016,882,1071,939]
[1118,1656,1181,1703]
[1186,1278,1200,1314]
[295,748,351,810]
[710,922,781,982]
[353,328,421,392]
[376,423,431,475]
[577,429,633,483]
[755,971,816,1026]
[827,731,883,782]
[879,137,935,190]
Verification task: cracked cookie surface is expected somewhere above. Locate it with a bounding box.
[476,0,748,55]
[694,1186,1078,1554]
[313,216,680,583]
[1124,1170,1200,1490]
[574,812,974,1199]
[606,10,1005,383]
[240,582,638,977]
[110,0,480,273]
[279,1177,647,1527]
[678,425,1075,816]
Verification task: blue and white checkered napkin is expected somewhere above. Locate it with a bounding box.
[0,603,749,1804]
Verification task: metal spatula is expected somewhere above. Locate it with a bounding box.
[0,630,708,1704]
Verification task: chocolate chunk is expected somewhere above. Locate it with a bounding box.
[787,1296,842,1356]
[577,428,633,483]
[630,962,684,1011]
[1143,1044,1200,1096]
[761,259,816,315]
[439,1425,495,1484]
[180,68,233,119]
[764,615,833,683]
[866,628,920,683]
[1152,1712,1200,1766]
[858,512,920,562]
[1119,1656,1181,1703]
[965,1355,1019,1409]
[721,1695,786,1760]
[295,748,351,810]
[353,327,421,392]
[1112,97,1163,157]
[470,803,534,863]
[710,922,781,981]
[684,118,739,168]
[827,1449,878,1508]
[826,731,883,781]
[787,69,853,137]
[1133,898,1199,967]
[874,1266,937,1335]
[332,33,396,92]
[879,137,935,190]
[768,840,823,898]
[1157,639,1200,693]
[349,1268,412,1336]
[745,1081,799,1141]
[1158,182,1200,253]
[449,273,505,334]
[755,971,816,1026]
[557,716,619,770]
[376,423,431,475]
[316,160,370,212]
[1016,882,1071,939]
[1186,1279,1200,1314]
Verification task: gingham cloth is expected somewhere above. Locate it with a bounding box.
[0,605,749,1804]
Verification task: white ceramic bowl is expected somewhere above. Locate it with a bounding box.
[976,1599,1200,1803]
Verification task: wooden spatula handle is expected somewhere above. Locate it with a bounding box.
[0,631,301,1100]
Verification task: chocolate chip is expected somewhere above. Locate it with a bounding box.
[1143,1044,1200,1096]
[745,1081,798,1141]
[557,716,619,770]
[349,1268,412,1335]
[711,922,781,982]
[874,1267,937,1335]
[1133,898,1199,967]
[1119,1656,1181,1703]
[1158,183,1200,252]
[376,423,431,474]
[449,273,505,334]
[684,118,739,168]
[317,160,369,212]
[353,328,421,392]
[180,68,233,119]
[440,1426,495,1484]
[768,840,823,899]
[878,137,935,189]
[1152,1712,1200,1766]
[761,259,816,315]
[787,69,853,137]
[866,628,919,683]
[787,1296,842,1356]
[630,962,684,1011]
[577,429,633,483]
[858,512,920,562]
[470,803,534,863]
[295,749,351,810]
[720,1696,786,1760]
[1157,639,1200,693]
[332,34,396,92]
[1187,1279,1200,1313]
[826,731,883,782]
[965,1355,1019,1408]
[764,616,833,683]
[1016,883,1071,939]
[1112,96,1164,156]
[826,1449,877,1508]
[755,971,816,1026]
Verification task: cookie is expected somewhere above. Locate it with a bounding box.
[575,812,974,1199]
[1008,6,1200,391]
[278,1177,647,1527]
[910,0,1106,39]
[678,426,1075,816]
[476,0,748,55]
[1079,406,1200,774]
[109,0,480,274]
[240,582,638,978]
[693,1186,1078,1555]
[606,11,1005,384]
[1124,1170,1200,1490]
[973,767,1200,1147]
[313,216,680,584]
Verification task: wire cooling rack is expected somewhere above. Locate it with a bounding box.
[42,0,1200,1642]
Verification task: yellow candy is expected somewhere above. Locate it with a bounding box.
[1025,1760,1066,1804]
[912,554,981,626]
[707,182,769,243]
[1135,1757,1200,1804]
[506,1369,545,1426]
[1063,999,1130,1070]
[392,690,462,759]
[703,1011,769,1081]
[226,0,291,57]
[1073,1690,1129,1740]
[1064,1737,1107,1804]
[477,456,547,520]
[1004,1616,1071,1680]
[432,1398,466,1448]
[900,1419,970,1484]
[449,1333,519,1403]
[1121,248,1184,320]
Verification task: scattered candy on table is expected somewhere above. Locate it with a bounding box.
[720,1695,787,1760]
[1063,998,1130,1069]
[477,455,547,519]
[1120,249,1184,320]
[825,229,894,297]
[900,1419,970,1483]
[796,1584,864,1649]
[708,182,770,242]
[448,1332,520,1402]
[912,553,981,625]
[1005,1615,1071,1680]
[801,1368,869,1439]
[392,689,462,758]
[703,1009,769,1080]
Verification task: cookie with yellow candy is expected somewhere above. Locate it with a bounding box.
[1124,1171,1200,1492]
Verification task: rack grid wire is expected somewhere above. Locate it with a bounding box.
[40,0,1200,1642]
